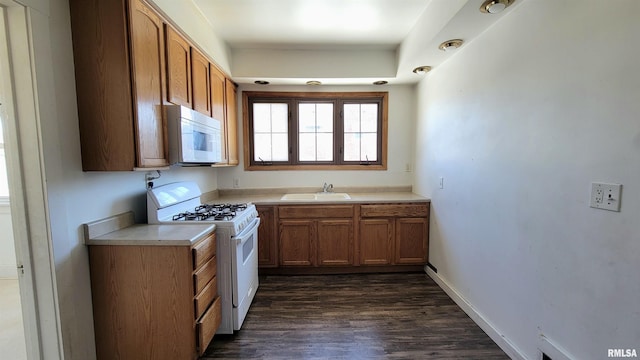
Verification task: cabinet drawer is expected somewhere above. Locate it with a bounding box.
[194,276,217,320]
[197,296,221,356]
[279,205,354,219]
[360,204,429,218]
[192,232,216,269]
[194,256,216,294]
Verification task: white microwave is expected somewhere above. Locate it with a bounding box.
[166,105,222,165]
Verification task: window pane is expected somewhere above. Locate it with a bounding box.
[298,103,316,133]
[343,104,360,132]
[254,133,272,161]
[316,103,333,132]
[272,104,288,132]
[316,133,333,161]
[298,103,334,162]
[253,103,289,162]
[299,133,316,161]
[253,103,272,133]
[272,134,289,161]
[361,133,377,161]
[361,104,378,132]
[343,133,360,161]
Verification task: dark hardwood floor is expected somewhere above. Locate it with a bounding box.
[202,272,509,360]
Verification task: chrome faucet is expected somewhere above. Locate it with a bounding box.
[322,182,333,193]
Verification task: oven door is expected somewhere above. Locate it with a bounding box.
[231,217,260,330]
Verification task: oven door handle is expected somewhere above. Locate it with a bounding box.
[234,217,261,246]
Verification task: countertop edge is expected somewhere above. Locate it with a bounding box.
[86,223,216,246]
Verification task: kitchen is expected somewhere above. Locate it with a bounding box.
[0,0,638,359]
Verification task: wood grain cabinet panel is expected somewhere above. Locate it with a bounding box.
[165,25,192,107]
[278,206,354,267]
[279,220,315,266]
[360,203,430,266]
[88,231,220,359]
[225,78,239,165]
[191,47,211,116]
[395,217,428,264]
[257,206,278,268]
[359,218,394,265]
[317,219,353,266]
[69,0,170,170]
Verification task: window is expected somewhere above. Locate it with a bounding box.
[244,92,387,170]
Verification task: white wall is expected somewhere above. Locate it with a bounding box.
[217,84,416,190]
[414,1,640,359]
[25,0,219,358]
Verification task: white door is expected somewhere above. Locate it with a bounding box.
[0,2,63,359]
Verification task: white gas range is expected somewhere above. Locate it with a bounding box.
[147,181,260,334]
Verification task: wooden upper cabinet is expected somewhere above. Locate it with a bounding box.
[210,65,228,161]
[191,48,211,116]
[225,78,239,165]
[165,25,192,107]
[129,0,170,168]
[69,0,169,170]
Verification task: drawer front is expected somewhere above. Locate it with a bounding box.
[197,296,221,356]
[279,205,354,219]
[194,256,216,294]
[192,232,216,269]
[360,204,429,218]
[194,276,218,320]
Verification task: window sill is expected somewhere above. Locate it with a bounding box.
[245,164,387,171]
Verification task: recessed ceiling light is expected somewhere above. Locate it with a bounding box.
[254,80,270,85]
[412,66,432,75]
[306,80,322,85]
[373,80,388,85]
[438,39,463,52]
[480,0,514,14]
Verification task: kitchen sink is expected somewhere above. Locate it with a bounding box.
[314,192,351,200]
[281,193,351,201]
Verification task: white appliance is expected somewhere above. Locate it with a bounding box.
[147,181,259,334]
[166,105,222,165]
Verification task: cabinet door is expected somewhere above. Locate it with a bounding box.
[395,218,428,264]
[129,0,169,168]
[225,78,239,165]
[359,219,393,265]
[317,219,353,266]
[279,220,315,266]
[257,206,278,268]
[165,25,191,107]
[191,47,211,116]
[210,66,227,162]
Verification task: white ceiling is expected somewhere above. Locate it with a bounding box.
[191,0,523,85]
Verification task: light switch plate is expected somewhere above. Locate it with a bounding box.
[590,182,622,212]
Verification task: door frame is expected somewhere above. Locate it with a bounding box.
[0,1,63,359]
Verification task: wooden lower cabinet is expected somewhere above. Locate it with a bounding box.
[261,202,429,272]
[89,232,220,359]
[360,203,430,266]
[279,219,315,266]
[278,205,354,267]
[359,218,393,265]
[317,219,353,266]
[256,205,278,267]
[395,217,429,264]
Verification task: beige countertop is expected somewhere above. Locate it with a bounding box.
[84,211,215,246]
[210,190,430,206]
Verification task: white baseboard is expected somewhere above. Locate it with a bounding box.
[0,264,18,279]
[426,267,527,360]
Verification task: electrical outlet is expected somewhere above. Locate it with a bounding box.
[590,182,622,212]
[439,177,444,189]
[233,178,239,188]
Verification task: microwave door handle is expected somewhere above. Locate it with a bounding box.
[234,218,261,246]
